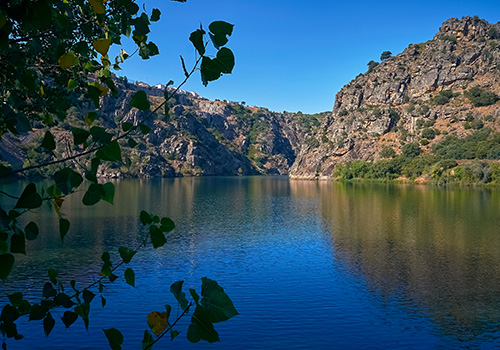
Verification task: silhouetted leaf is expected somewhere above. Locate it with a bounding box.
[171,329,180,341]
[72,127,90,145]
[142,330,154,350]
[83,289,95,304]
[59,218,70,241]
[208,21,233,48]
[61,311,78,328]
[54,168,83,194]
[10,233,25,254]
[24,222,39,240]
[118,247,136,263]
[124,268,135,287]
[200,277,238,323]
[7,293,23,307]
[101,182,115,204]
[43,313,55,336]
[189,29,206,56]
[149,226,166,248]
[130,91,150,111]
[139,123,151,135]
[200,57,221,86]
[103,328,123,350]
[140,210,152,225]
[151,8,161,22]
[0,254,14,281]
[101,296,106,307]
[42,283,57,298]
[216,48,235,74]
[48,268,58,284]
[82,183,104,206]
[41,131,56,150]
[96,140,121,161]
[85,112,97,126]
[15,183,42,209]
[186,305,219,343]
[160,217,175,232]
[170,281,189,311]
[122,122,133,132]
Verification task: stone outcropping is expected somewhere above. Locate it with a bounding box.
[290,16,500,178]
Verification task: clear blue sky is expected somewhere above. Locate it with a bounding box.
[116,0,500,114]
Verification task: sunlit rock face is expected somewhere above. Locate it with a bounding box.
[290,16,500,178]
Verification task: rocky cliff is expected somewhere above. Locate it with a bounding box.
[290,16,500,178]
[0,77,325,178]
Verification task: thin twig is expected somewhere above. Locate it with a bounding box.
[0,191,19,200]
[144,302,193,350]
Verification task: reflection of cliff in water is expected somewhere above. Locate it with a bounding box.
[291,181,500,342]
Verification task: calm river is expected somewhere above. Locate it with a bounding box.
[1,177,500,349]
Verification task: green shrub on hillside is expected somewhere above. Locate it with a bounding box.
[380,146,396,158]
[465,87,499,107]
[401,142,421,158]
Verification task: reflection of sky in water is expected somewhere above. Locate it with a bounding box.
[1,178,500,349]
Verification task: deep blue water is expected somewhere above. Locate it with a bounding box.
[2,177,500,349]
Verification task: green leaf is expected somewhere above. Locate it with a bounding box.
[200,277,238,323]
[83,289,95,304]
[68,79,78,90]
[124,268,135,287]
[128,138,138,148]
[92,38,111,56]
[89,0,105,14]
[25,222,39,240]
[101,182,115,204]
[147,311,167,336]
[54,293,74,308]
[170,281,189,311]
[48,268,58,284]
[43,313,55,336]
[101,295,107,307]
[190,288,200,305]
[187,305,219,343]
[83,184,103,206]
[142,330,154,350]
[15,183,42,209]
[0,254,14,281]
[61,311,78,328]
[171,329,180,341]
[75,303,90,330]
[130,91,150,111]
[96,140,122,162]
[151,8,161,22]
[72,127,90,145]
[139,123,151,135]
[29,303,47,321]
[41,131,56,150]
[103,328,123,350]
[160,217,175,232]
[58,52,76,70]
[42,282,57,298]
[189,29,206,56]
[208,21,234,48]
[7,292,23,307]
[149,226,166,248]
[15,113,32,133]
[85,112,97,126]
[140,210,152,225]
[216,48,235,74]
[122,122,134,132]
[118,247,136,263]
[59,218,70,241]
[200,57,222,86]
[53,168,83,194]
[10,233,25,254]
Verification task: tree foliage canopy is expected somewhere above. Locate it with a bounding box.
[0,0,237,348]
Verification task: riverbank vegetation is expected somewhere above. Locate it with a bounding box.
[334,127,500,185]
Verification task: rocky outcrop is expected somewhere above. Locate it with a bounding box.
[290,16,500,178]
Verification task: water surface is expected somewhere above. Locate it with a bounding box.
[1,177,500,349]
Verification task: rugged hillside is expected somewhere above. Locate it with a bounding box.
[1,78,324,178]
[290,16,500,178]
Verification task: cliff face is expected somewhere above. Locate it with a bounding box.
[99,82,323,177]
[0,77,324,178]
[290,16,500,178]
